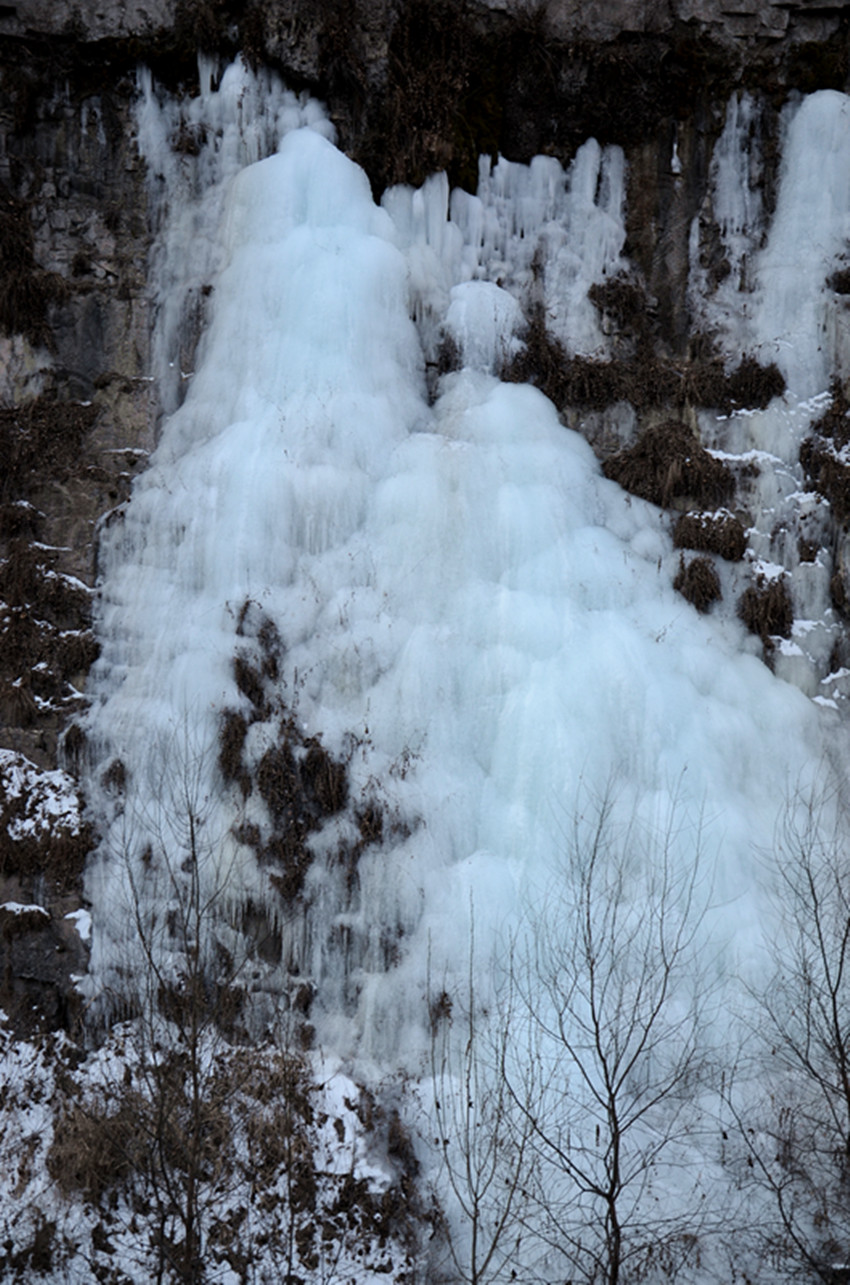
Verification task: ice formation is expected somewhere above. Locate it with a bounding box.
[79,62,850,1070]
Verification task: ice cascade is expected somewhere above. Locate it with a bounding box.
[80,64,849,1062]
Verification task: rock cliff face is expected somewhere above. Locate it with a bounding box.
[0,0,848,1030]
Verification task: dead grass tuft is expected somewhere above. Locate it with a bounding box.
[673,555,721,613]
[0,501,42,539]
[233,655,266,713]
[302,739,348,814]
[0,396,97,502]
[725,357,785,411]
[737,575,793,641]
[504,309,783,418]
[800,441,850,524]
[673,511,747,561]
[800,384,850,524]
[829,267,850,295]
[218,709,250,797]
[603,420,734,509]
[48,1097,150,1202]
[588,277,649,338]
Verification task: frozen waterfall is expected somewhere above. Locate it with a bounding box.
[80,60,850,1062]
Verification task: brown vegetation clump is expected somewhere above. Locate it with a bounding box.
[725,357,786,411]
[603,420,734,509]
[221,601,391,908]
[680,355,784,414]
[218,709,250,795]
[505,308,784,418]
[48,1097,150,1203]
[588,276,650,339]
[829,267,850,295]
[302,739,348,814]
[673,511,747,561]
[0,397,97,500]
[800,382,850,524]
[673,555,722,613]
[806,380,850,446]
[800,441,850,525]
[0,500,42,539]
[737,575,793,641]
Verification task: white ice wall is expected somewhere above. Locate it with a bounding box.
[81,64,850,1069]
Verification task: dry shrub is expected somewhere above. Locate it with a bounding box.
[429,988,453,1032]
[252,719,356,901]
[100,758,126,794]
[831,570,849,616]
[48,1097,150,1202]
[257,615,281,679]
[57,630,100,678]
[0,396,97,499]
[222,604,387,906]
[603,420,734,509]
[435,332,461,377]
[738,575,793,641]
[233,655,266,712]
[506,309,783,417]
[588,277,648,338]
[682,355,784,413]
[302,739,348,814]
[673,511,747,561]
[801,440,850,525]
[268,849,312,902]
[725,357,785,410]
[0,501,42,539]
[673,556,721,613]
[356,802,384,845]
[808,380,850,446]
[218,709,250,796]
[829,268,850,295]
[502,308,596,409]
[257,741,299,823]
[680,356,729,409]
[503,314,670,412]
[800,385,850,524]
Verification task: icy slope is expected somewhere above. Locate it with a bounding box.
[81,64,849,1058]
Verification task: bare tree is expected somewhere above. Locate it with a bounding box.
[725,787,850,1283]
[91,733,259,1284]
[504,792,714,1285]
[46,725,424,1285]
[427,910,534,1285]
